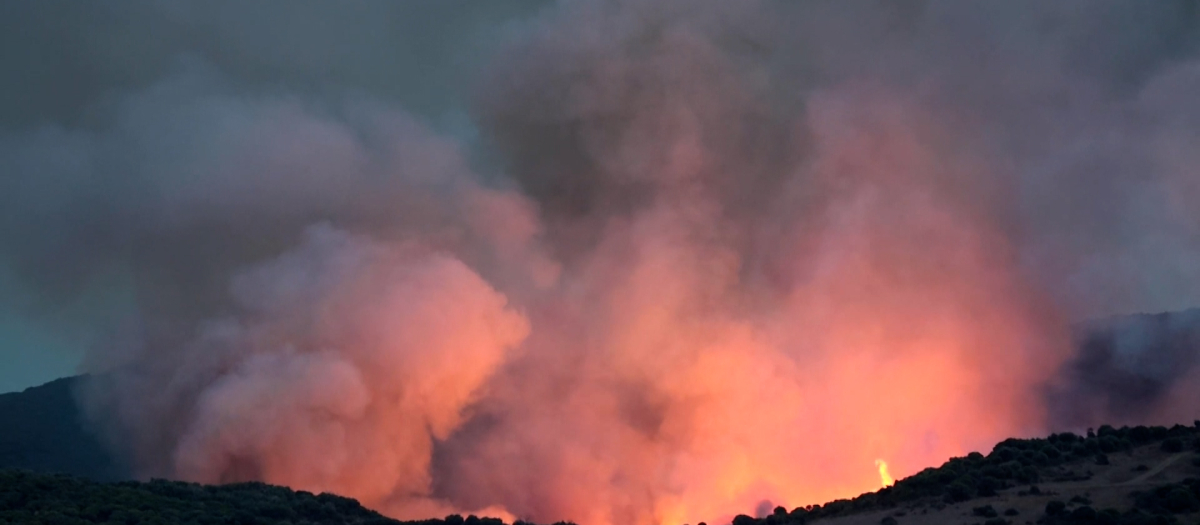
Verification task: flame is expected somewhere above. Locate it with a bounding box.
[875,459,894,488]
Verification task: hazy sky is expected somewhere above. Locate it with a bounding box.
[0,1,549,393]
[1,2,1198,392]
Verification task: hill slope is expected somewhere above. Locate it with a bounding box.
[0,469,408,525]
[736,423,1200,525]
[0,377,127,480]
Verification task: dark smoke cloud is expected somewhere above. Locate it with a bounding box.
[2,1,1200,524]
[1047,308,1200,430]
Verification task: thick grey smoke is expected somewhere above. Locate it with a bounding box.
[1047,308,1200,430]
[2,1,1200,524]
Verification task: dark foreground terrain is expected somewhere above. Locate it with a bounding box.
[0,377,127,481]
[736,423,1200,525]
[2,423,1197,525]
[0,470,401,525]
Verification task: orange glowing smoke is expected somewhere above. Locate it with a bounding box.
[84,4,1082,525]
[100,87,1076,525]
[875,460,894,488]
[415,90,1073,525]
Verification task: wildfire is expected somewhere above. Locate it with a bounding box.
[875,460,894,488]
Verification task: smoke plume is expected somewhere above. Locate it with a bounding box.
[1046,308,1200,430]
[2,1,1199,524]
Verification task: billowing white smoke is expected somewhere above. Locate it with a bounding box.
[88,224,531,517]
[175,225,528,508]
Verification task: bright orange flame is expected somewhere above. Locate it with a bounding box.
[875,459,894,488]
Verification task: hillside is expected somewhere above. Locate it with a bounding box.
[0,377,127,481]
[734,423,1200,525]
[0,469,408,525]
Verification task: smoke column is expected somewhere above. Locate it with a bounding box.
[1046,308,1200,430]
[1,1,1199,524]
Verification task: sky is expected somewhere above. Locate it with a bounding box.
[1,2,1199,524]
[0,0,549,393]
[3,0,1198,394]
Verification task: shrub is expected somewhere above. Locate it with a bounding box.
[1164,487,1197,513]
[880,517,897,525]
[992,448,1017,462]
[1162,438,1183,453]
[787,507,808,521]
[1031,451,1051,465]
[1045,500,1067,516]
[1070,506,1097,522]
[1096,508,1121,525]
[1130,426,1152,443]
[977,477,1001,497]
[972,505,998,518]
[1003,508,1019,516]
[944,481,972,503]
[1016,466,1040,484]
[983,518,1007,525]
[1099,436,1121,453]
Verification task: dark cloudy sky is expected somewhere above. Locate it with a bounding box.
[1,0,1198,398]
[0,0,551,393]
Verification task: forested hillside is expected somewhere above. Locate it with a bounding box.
[0,377,126,480]
[0,469,403,525]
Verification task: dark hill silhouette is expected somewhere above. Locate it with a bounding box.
[732,422,1200,525]
[0,469,416,525]
[0,376,128,481]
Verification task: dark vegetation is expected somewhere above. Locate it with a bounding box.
[0,469,547,525]
[727,422,1200,525]
[0,469,402,525]
[1038,477,1199,525]
[0,377,128,480]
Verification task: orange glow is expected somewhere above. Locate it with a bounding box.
[116,30,1077,525]
[155,97,1074,525]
